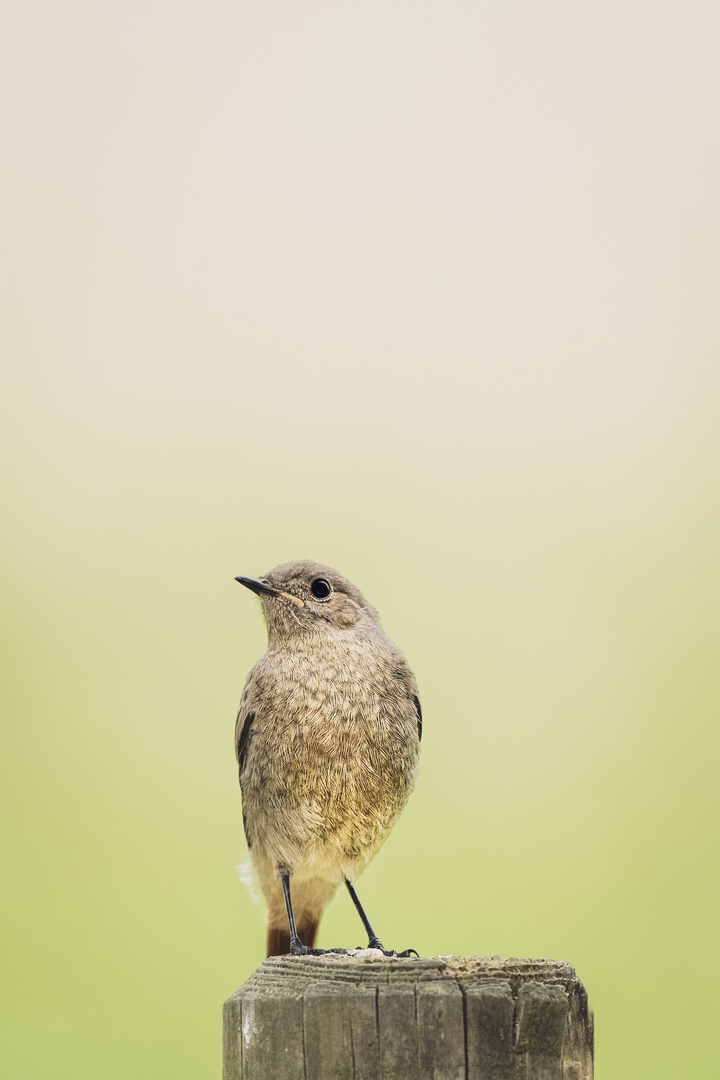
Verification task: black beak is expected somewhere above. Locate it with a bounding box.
[235,576,281,599]
[235,575,305,608]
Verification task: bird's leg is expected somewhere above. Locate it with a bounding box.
[344,879,419,958]
[344,879,384,949]
[280,873,305,953]
[281,873,346,956]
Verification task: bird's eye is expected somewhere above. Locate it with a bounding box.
[310,578,332,599]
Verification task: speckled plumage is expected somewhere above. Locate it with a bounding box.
[235,561,421,954]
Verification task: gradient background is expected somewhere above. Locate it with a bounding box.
[2,2,719,1077]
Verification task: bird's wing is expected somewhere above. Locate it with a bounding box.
[414,694,422,742]
[235,687,256,777]
[234,681,258,848]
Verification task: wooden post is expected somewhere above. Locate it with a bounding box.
[223,952,593,1079]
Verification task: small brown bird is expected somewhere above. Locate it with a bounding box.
[234,560,421,957]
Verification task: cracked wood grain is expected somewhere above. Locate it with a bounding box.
[222,953,593,1080]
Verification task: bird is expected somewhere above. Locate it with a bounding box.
[234,560,421,957]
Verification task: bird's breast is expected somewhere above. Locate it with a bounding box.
[246,634,418,784]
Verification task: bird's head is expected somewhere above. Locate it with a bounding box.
[235,560,379,641]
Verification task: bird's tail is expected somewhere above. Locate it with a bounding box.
[266,917,319,957]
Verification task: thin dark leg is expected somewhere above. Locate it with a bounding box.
[344,879,420,958]
[281,874,303,952]
[281,873,347,957]
[344,879,384,949]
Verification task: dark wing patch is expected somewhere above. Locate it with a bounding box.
[236,711,255,774]
[414,695,422,742]
[235,702,256,848]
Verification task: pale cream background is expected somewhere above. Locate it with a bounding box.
[2,3,719,1077]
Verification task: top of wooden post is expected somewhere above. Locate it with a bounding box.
[224,952,594,1079]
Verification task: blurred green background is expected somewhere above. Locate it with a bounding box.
[2,2,719,1077]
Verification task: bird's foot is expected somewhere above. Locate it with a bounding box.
[372,947,419,958]
[289,941,348,956]
[362,937,419,958]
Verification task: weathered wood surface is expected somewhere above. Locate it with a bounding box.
[223,952,593,1079]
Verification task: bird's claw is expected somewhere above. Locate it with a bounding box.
[359,942,420,958]
[289,941,419,958]
[289,943,348,956]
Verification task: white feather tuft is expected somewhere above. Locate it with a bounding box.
[236,853,264,908]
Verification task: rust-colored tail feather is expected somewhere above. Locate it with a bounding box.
[266,919,319,957]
